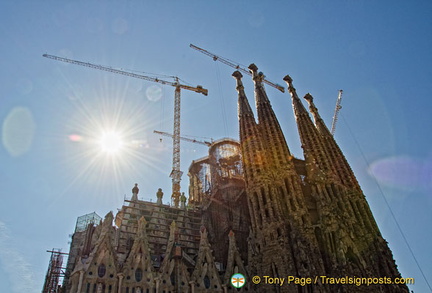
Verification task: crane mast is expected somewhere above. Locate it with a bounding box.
[331,90,343,135]
[190,44,285,93]
[43,54,208,207]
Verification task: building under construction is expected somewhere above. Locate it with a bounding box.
[43,64,409,293]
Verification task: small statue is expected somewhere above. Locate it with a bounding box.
[156,188,163,205]
[132,183,139,195]
[132,183,139,201]
[180,192,187,209]
[172,192,180,208]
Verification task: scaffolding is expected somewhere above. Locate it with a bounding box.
[188,139,243,204]
[74,212,102,233]
[209,139,243,181]
[42,249,68,293]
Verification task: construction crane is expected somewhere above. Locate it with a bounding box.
[330,90,343,135]
[42,249,68,293]
[190,44,285,93]
[154,130,212,147]
[43,54,208,206]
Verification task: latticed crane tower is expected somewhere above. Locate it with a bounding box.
[43,54,208,205]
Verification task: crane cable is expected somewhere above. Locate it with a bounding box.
[341,113,432,292]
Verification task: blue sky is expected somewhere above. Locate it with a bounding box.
[1,1,431,292]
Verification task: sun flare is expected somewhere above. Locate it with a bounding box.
[62,82,171,199]
[98,131,124,154]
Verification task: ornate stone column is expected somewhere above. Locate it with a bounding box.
[117,273,124,293]
[76,270,84,293]
[189,281,195,293]
[155,277,161,293]
[222,284,227,293]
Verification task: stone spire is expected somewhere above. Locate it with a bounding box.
[249,64,294,173]
[233,70,268,186]
[233,70,275,231]
[303,93,361,191]
[191,227,223,291]
[283,75,338,184]
[234,70,325,290]
[249,64,312,227]
[223,230,248,288]
[233,71,254,119]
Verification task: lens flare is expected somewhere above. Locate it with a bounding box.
[98,131,124,154]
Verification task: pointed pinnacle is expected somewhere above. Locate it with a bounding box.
[234,71,254,117]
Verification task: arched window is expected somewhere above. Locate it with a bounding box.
[170,272,175,286]
[203,276,211,289]
[135,268,143,282]
[98,264,106,278]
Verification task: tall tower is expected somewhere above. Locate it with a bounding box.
[234,70,325,293]
[303,93,360,191]
[283,75,408,292]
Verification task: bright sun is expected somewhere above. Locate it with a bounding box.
[98,131,124,154]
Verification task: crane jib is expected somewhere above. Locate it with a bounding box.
[43,53,208,205]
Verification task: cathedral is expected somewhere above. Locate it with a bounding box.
[47,65,409,293]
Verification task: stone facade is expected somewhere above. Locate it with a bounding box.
[60,67,408,293]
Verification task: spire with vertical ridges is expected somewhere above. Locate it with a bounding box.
[304,93,361,191]
[234,71,254,119]
[234,71,327,284]
[233,70,274,231]
[248,64,295,174]
[249,64,312,229]
[233,70,268,183]
[234,70,290,231]
[223,230,248,287]
[283,75,338,184]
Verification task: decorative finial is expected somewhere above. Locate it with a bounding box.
[248,63,258,73]
[283,75,293,85]
[304,93,313,102]
[232,71,245,92]
[232,71,243,80]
